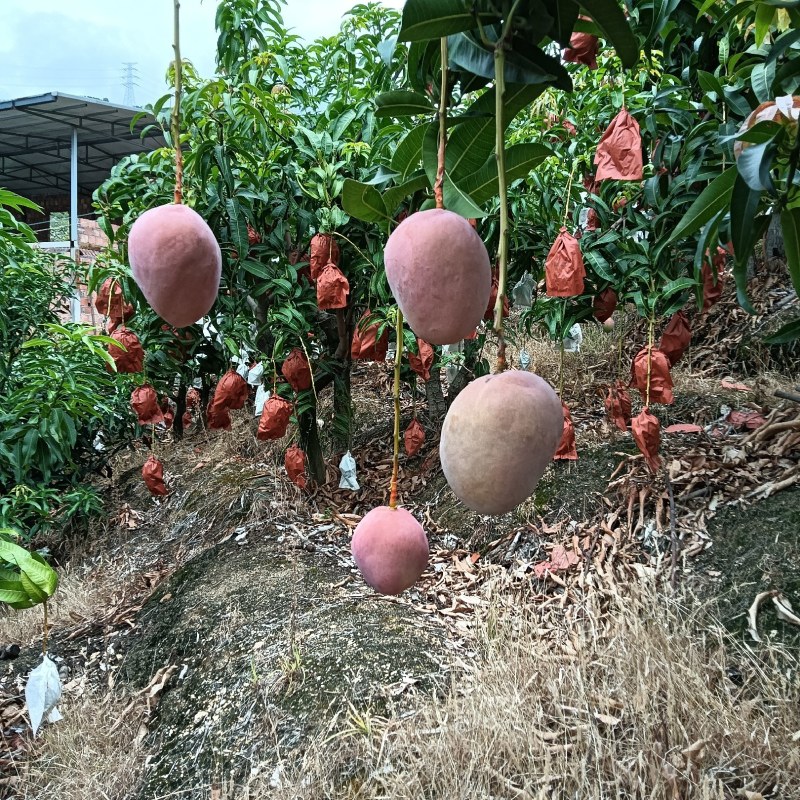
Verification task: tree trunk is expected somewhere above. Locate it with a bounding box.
[424,367,447,426]
[332,364,353,451]
[299,408,326,484]
[446,340,480,403]
[172,381,187,441]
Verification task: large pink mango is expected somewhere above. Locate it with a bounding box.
[128,204,221,328]
[440,370,563,515]
[351,506,429,595]
[384,209,491,345]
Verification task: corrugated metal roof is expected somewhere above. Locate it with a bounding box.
[0,92,167,198]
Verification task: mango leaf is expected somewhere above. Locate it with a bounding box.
[730,173,764,314]
[782,206,800,296]
[398,0,498,42]
[0,533,58,609]
[447,83,546,181]
[458,143,553,205]
[737,138,779,194]
[667,166,738,244]
[580,0,641,68]
[341,179,391,224]
[764,317,800,344]
[391,123,432,180]
[443,178,487,218]
[382,173,431,213]
[375,90,436,118]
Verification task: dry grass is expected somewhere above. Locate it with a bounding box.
[253,585,800,800]
[0,565,118,650]
[12,690,143,800]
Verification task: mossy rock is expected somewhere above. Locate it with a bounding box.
[122,531,447,798]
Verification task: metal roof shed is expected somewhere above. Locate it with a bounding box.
[0,91,166,248]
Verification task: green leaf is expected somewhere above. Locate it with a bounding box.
[341,179,391,224]
[764,317,800,344]
[241,259,273,280]
[398,0,498,42]
[667,166,738,244]
[737,138,779,194]
[375,91,436,118]
[730,174,763,312]
[751,61,776,104]
[382,173,431,213]
[391,124,430,180]
[447,84,546,181]
[443,178,487,218]
[458,143,553,205]
[781,206,800,296]
[755,3,775,47]
[580,0,641,68]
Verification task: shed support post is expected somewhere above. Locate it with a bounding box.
[69,126,81,323]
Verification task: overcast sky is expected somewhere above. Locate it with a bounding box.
[0,0,403,106]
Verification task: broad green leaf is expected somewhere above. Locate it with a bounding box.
[382,173,431,213]
[458,143,553,205]
[764,317,800,344]
[443,178,486,218]
[375,90,436,118]
[737,138,779,194]
[398,0,498,42]
[447,84,546,181]
[241,259,273,280]
[341,179,391,224]
[580,0,641,68]
[667,166,738,244]
[781,206,800,296]
[755,3,776,46]
[391,124,430,180]
[730,174,763,313]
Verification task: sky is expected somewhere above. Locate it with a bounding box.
[0,0,404,106]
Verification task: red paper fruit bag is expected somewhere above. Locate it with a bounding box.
[408,339,434,382]
[632,408,661,473]
[282,348,312,392]
[659,311,691,366]
[257,395,293,440]
[404,419,425,457]
[285,444,307,489]
[316,263,349,309]
[142,455,168,496]
[631,347,674,405]
[594,108,644,182]
[545,227,586,297]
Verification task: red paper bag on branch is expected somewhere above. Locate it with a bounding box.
[186,387,201,409]
[161,398,174,429]
[593,288,617,322]
[131,386,163,426]
[108,327,144,373]
[310,233,340,280]
[213,370,249,410]
[594,108,644,182]
[404,419,425,457]
[282,348,312,392]
[285,444,307,489]
[585,207,600,232]
[95,278,134,324]
[659,311,691,366]
[632,408,661,473]
[631,347,674,405]
[408,339,434,382]
[564,31,599,69]
[142,455,168,496]
[181,410,193,429]
[605,381,631,432]
[206,401,232,431]
[316,263,349,309]
[545,227,586,297]
[702,248,726,312]
[351,311,389,361]
[257,395,292,440]
[554,402,578,460]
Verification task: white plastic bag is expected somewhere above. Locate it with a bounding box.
[512,272,534,308]
[519,349,531,370]
[562,323,583,353]
[338,451,360,491]
[255,385,270,416]
[25,655,63,736]
[236,361,250,379]
[247,362,264,386]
